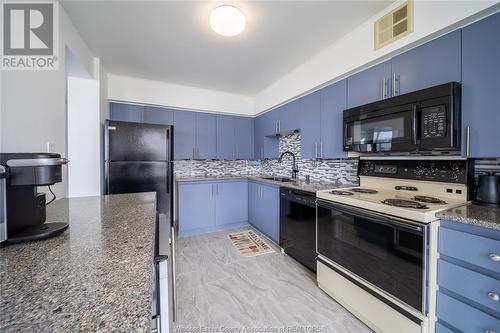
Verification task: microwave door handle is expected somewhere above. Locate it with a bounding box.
[411,104,419,145]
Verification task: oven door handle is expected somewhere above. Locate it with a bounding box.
[317,199,424,232]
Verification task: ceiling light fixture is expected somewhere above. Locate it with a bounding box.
[209,5,246,37]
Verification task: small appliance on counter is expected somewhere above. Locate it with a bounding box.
[0,153,69,245]
[475,172,500,206]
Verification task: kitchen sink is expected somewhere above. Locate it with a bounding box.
[262,177,295,183]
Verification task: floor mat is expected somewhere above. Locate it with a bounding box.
[227,230,275,257]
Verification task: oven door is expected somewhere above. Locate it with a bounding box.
[316,200,428,314]
[343,104,418,153]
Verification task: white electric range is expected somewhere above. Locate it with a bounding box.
[316,158,474,333]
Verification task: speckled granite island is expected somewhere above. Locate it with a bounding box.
[436,202,500,231]
[0,192,157,333]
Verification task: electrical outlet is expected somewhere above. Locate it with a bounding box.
[46,142,56,153]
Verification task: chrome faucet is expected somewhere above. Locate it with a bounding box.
[278,151,299,179]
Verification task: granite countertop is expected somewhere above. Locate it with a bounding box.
[175,174,344,193]
[0,192,157,333]
[436,203,500,231]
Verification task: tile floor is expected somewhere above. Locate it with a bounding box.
[174,226,372,332]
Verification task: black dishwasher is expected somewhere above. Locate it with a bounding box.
[279,188,317,272]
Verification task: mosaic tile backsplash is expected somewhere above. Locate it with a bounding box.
[174,132,359,185]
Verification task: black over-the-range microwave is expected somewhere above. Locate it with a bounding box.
[343,82,461,154]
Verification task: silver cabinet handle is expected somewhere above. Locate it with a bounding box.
[192,148,195,159]
[211,184,214,196]
[466,126,471,157]
[275,121,278,134]
[279,120,281,133]
[489,253,500,262]
[314,143,318,159]
[320,142,324,159]
[197,148,200,159]
[216,184,219,195]
[488,292,499,302]
[392,73,399,96]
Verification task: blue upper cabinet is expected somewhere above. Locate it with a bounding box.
[299,91,321,159]
[254,115,265,159]
[279,99,300,134]
[110,103,144,122]
[462,12,500,158]
[347,60,391,108]
[262,108,280,136]
[391,30,461,95]
[173,110,196,160]
[143,106,174,125]
[195,113,217,159]
[321,79,347,159]
[216,115,235,159]
[234,117,254,159]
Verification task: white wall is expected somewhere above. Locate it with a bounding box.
[0,4,98,198]
[67,76,100,197]
[254,1,499,114]
[108,74,254,116]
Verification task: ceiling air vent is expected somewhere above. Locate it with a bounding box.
[375,1,413,50]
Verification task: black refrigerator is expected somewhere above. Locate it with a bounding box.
[105,120,173,218]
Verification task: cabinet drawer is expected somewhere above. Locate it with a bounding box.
[439,227,500,273]
[439,259,500,314]
[435,322,455,333]
[437,292,500,333]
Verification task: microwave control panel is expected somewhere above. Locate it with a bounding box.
[359,159,470,184]
[421,106,447,139]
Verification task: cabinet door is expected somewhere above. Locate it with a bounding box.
[173,110,196,160]
[216,115,235,159]
[215,181,248,226]
[234,117,254,159]
[110,103,144,122]
[196,113,217,159]
[259,184,280,243]
[299,91,321,159]
[178,182,215,233]
[347,60,392,108]
[321,79,347,159]
[254,115,267,159]
[279,99,300,133]
[392,30,461,95]
[261,108,280,136]
[143,106,174,125]
[263,137,280,159]
[248,182,259,226]
[462,12,500,158]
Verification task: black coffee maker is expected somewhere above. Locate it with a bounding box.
[475,172,500,206]
[0,153,69,245]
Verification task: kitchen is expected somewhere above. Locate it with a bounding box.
[1,1,500,333]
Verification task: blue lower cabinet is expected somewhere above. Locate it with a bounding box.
[437,292,499,333]
[143,106,174,125]
[178,182,216,234]
[248,181,279,243]
[215,180,248,226]
[437,221,500,333]
[178,180,248,236]
[110,103,144,122]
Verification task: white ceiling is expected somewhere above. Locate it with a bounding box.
[62,1,393,96]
